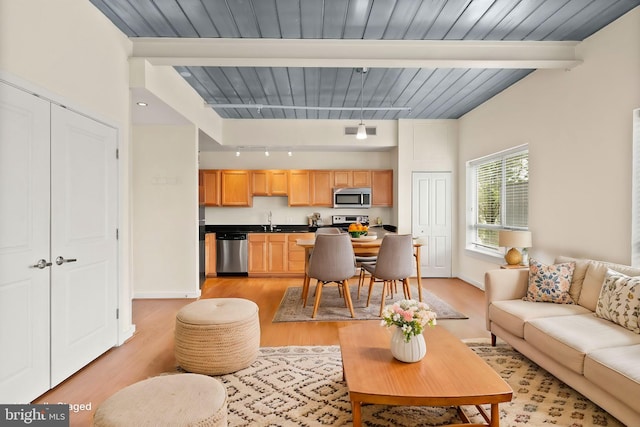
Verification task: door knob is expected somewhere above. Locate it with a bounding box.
[30,259,52,269]
[55,256,78,266]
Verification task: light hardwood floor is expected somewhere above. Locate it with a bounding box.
[34,276,488,426]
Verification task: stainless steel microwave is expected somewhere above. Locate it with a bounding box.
[333,187,372,209]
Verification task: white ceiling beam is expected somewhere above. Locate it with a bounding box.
[131,38,582,69]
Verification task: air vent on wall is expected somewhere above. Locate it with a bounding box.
[344,126,376,136]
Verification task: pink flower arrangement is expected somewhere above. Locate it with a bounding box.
[380,299,437,342]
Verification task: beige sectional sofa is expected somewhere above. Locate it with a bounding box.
[484,256,640,426]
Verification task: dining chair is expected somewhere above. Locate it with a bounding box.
[362,234,415,316]
[314,227,343,235]
[305,233,357,318]
[301,227,345,303]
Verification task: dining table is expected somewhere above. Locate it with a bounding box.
[296,235,424,303]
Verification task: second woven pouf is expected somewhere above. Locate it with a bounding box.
[175,298,260,375]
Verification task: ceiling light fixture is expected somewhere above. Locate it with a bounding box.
[356,67,368,140]
[287,150,293,157]
[136,101,148,107]
[264,150,270,157]
[235,151,240,157]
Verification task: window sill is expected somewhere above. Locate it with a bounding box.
[465,245,504,263]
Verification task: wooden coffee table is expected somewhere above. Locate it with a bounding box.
[338,323,512,427]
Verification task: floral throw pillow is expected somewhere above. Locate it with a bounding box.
[595,269,640,334]
[524,258,576,304]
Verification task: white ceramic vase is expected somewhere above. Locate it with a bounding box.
[390,327,426,363]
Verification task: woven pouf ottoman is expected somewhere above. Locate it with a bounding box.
[175,298,260,375]
[93,373,227,427]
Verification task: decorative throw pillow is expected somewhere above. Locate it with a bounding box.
[595,269,640,334]
[524,258,576,304]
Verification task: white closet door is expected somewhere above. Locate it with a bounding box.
[0,82,51,402]
[50,105,118,387]
[412,172,452,278]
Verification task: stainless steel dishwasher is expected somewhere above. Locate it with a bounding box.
[216,232,248,276]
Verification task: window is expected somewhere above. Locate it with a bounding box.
[467,145,529,254]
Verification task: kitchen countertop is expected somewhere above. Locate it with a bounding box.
[205,224,397,234]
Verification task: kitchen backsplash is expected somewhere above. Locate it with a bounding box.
[205,196,392,226]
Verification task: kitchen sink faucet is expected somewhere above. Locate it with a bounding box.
[268,211,274,232]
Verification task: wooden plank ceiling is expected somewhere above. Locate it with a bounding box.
[90,0,639,120]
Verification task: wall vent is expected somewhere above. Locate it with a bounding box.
[344,126,377,136]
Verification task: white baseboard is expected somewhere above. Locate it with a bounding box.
[457,274,484,290]
[117,324,136,346]
[133,291,201,299]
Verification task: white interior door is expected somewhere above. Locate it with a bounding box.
[0,82,51,402]
[50,105,118,387]
[412,172,452,278]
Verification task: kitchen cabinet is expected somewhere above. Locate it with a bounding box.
[311,170,333,206]
[352,170,372,187]
[200,170,221,206]
[252,170,288,196]
[372,169,393,206]
[249,233,285,274]
[248,234,267,273]
[288,233,314,272]
[205,233,216,277]
[221,170,251,206]
[333,170,372,188]
[287,170,311,206]
[249,232,313,275]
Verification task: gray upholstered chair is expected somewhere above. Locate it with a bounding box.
[362,234,415,316]
[301,227,345,304]
[305,233,357,318]
[314,227,342,235]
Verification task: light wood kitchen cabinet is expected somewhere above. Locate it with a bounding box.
[352,170,372,187]
[248,234,267,273]
[267,234,287,272]
[311,170,333,206]
[200,170,221,206]
[287,170,311,206]
[205,233,217,277]
[251,170,288,196]
[372,169,393,206]
[249,232,313,276]
[288,233,314,272]
[248,233,286,274]
[333,170,372,188]
[221,170,251,206]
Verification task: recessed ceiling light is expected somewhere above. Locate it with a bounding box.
[136,101,148,107]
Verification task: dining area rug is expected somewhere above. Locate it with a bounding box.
[272,285,467,322]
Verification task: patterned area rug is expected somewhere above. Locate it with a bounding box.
[272,285,467,322]
[196,342,622,426]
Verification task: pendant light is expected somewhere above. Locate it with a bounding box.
[356,67,368,140]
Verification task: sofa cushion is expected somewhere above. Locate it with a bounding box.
[489,300,590,338]
[524,258,575,304]
[555,256,590,303]
[595,270,640,334]
[524,314,640,374]
[579,260,640,311]
[584,344,640,412]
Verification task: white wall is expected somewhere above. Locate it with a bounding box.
[396,120,458,235]
[0,0,135,342]
[457,7,640,287]
[132,125,199,298]
[222,119,398,150]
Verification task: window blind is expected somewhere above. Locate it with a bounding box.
[468,145,528,250]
